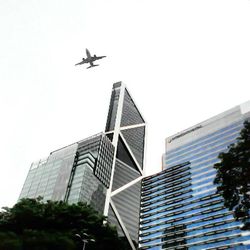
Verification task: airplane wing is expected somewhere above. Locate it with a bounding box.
[95,56,106,60]
[75,59,86,66]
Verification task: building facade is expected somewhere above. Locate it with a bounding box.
[19,133,114,214]
[139,101,250,249]
[104,82,146,249]
[19,82,146,250]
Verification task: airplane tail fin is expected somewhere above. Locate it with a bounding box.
[87,64,99,69]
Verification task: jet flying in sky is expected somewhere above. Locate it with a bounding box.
[75,49,106,69]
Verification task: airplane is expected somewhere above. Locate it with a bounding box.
[75,49,106,69]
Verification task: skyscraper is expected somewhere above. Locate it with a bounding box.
[19,82,146,250]
[104,82,146,249]
[139,101,250,249]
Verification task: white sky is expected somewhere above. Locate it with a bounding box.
[0,0,250,209]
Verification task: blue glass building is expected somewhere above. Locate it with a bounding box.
[139,101,250,249]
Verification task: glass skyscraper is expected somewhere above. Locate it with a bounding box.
[19,133,114,214]
[139,101,250,249]
[19,82,146,250]
[103,82,146,249]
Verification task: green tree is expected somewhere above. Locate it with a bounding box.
[214,120,250,229]
[0,198,129,250]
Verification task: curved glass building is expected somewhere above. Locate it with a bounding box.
[139,101,250,250]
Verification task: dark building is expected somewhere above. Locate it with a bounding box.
[103,82,146,249]
[139,101,250,249]
[19,82,146,250]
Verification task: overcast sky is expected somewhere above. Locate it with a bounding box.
[0,0,250,209]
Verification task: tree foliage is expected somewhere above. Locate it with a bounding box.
[0,198,130,250]
[214,120,250,229]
